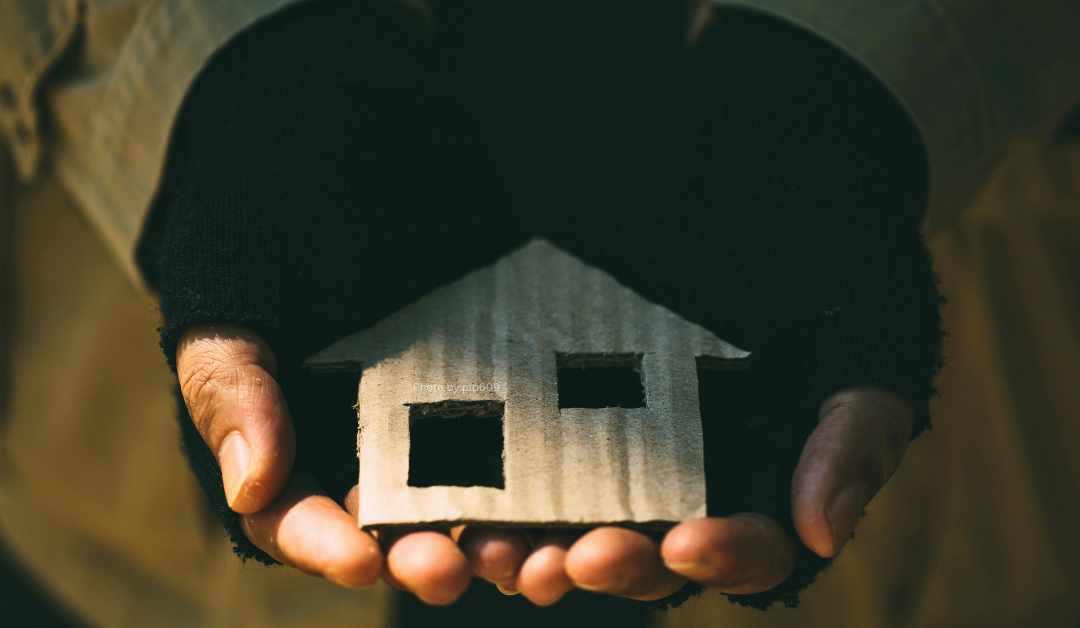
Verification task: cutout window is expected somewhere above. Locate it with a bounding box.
[557,353,645,409]
[407,401,505,489]
[696,355,752,516]
[298,365,362,503]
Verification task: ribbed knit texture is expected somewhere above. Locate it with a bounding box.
[147,3,942,616]
[151,0,527,566]
[576,14,942,610]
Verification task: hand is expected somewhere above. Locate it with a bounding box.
[177,323,473,603]
[177,323,911,605]
[455,385,914,605]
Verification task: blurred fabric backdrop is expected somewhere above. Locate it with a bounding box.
[2,1,1079,626]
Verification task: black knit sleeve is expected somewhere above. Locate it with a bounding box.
[144,0,524,563]
[145,1,939,610]
[574,13,943,610]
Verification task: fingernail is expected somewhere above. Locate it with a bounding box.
[219,432,253,508]
[574,582,606,593]
[827,481,868,555]
[575,573,627,593]
[496,581,520,595]
[324,568,354,589]
[664,560,717,582]
[325,567,371,590]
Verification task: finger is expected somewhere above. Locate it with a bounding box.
[385,531,472,606]
[459,528,531,593]
[516,533,576,606]
[661,514,796,594]
[343,492,474,602]
[177,323,295,514]
[239,475,382,588]
[792,385,914,557]
[564,527,687,601]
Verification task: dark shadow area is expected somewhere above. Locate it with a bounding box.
[696,362,754,516]
[1037,216,1080,340]
[296,367,363,503]
[1052,102,1080,145]
[0,541,88,628]
[428,0,687,249]
[393,580,652,628]
[408,401,505,488]
[557,353,645,409]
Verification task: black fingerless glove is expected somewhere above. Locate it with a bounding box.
[142,2,941,614]
[141,0,525,564]
[574,13,943,610]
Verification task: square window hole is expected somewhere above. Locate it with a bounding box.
[407,401,505,489]
[557,353,645,409]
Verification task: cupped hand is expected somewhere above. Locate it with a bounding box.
[177,326,911,606]
[458,385,914,605]
[176,324,473,603]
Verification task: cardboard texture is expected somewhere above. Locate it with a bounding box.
[307,239,749,529]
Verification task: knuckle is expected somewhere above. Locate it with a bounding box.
[178,348,243,433]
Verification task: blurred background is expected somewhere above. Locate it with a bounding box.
[2,1,1079,626]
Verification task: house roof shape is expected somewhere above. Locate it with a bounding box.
[307,238,749,529]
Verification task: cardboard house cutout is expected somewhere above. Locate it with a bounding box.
[306,239,749,530]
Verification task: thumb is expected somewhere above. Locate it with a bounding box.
[791,385,913,558]
[176,323,295,514]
